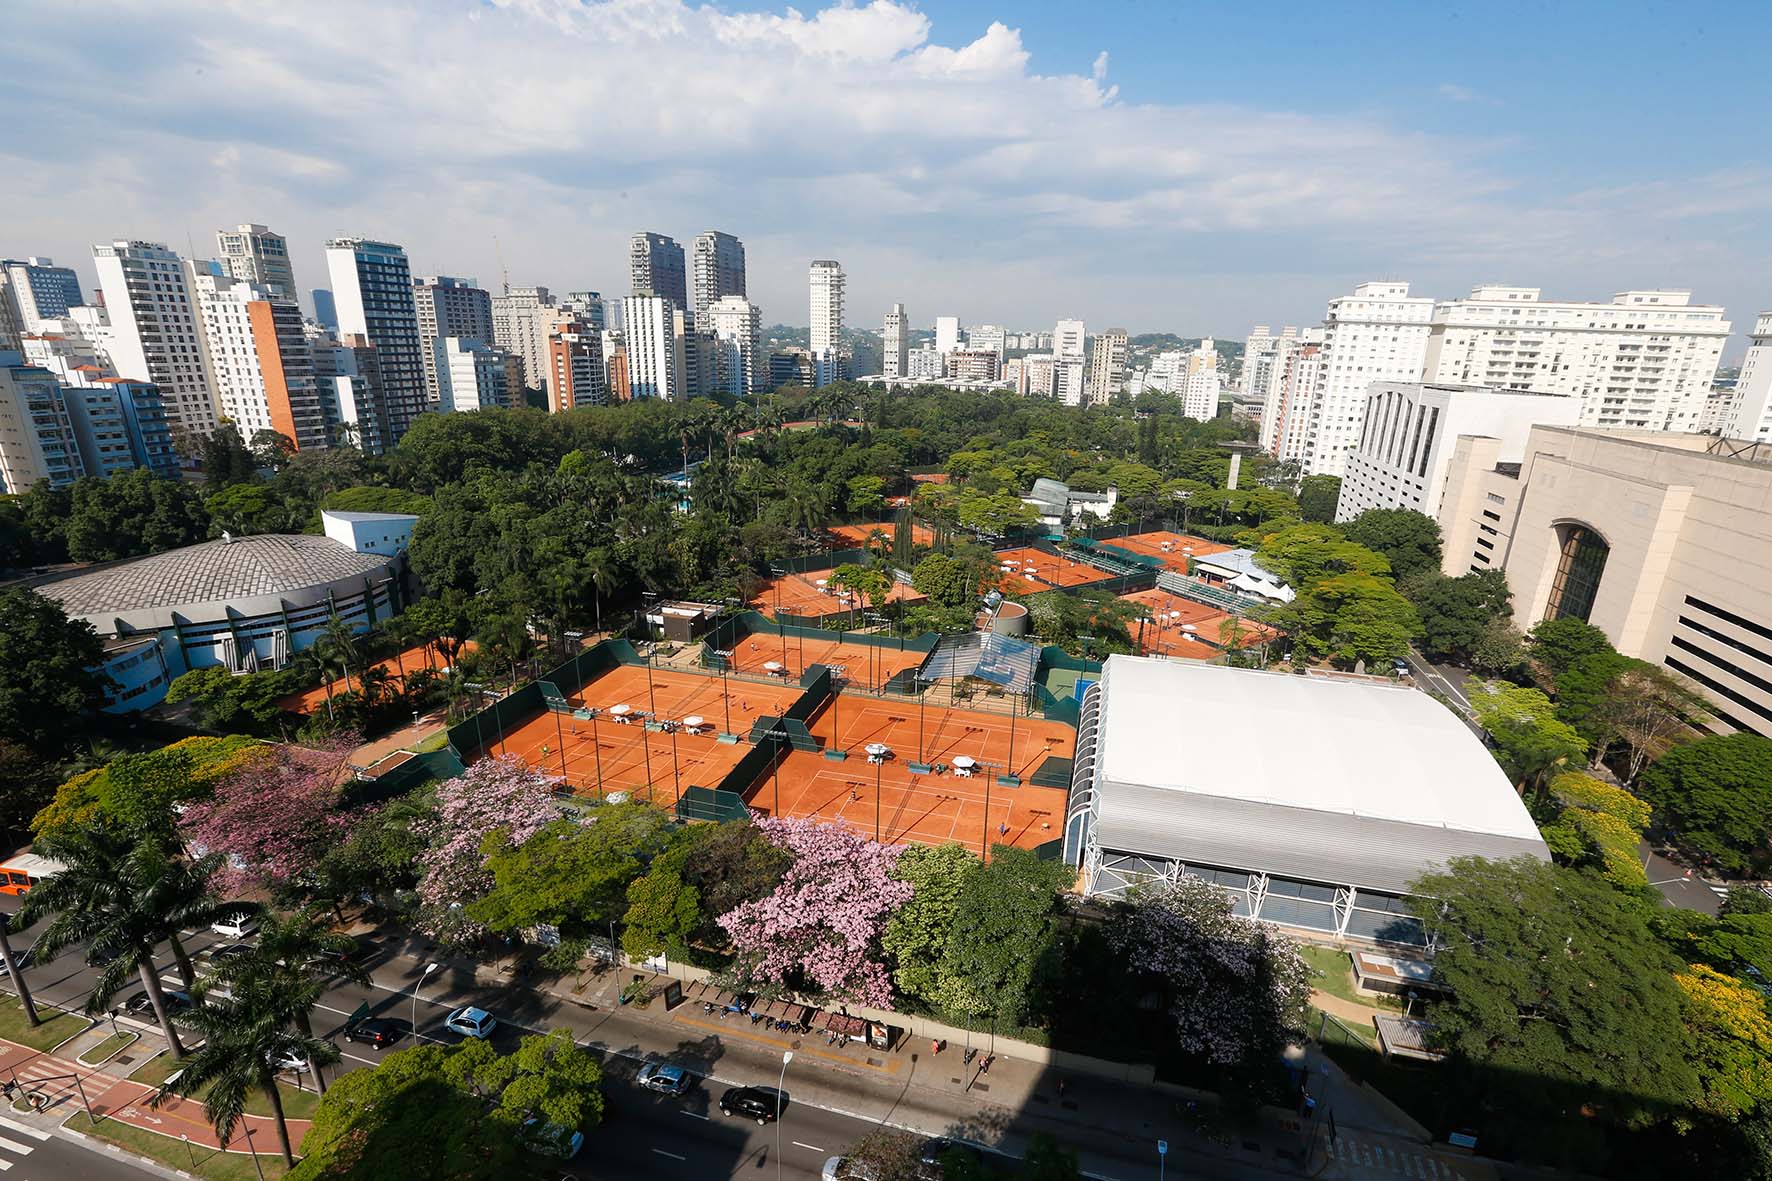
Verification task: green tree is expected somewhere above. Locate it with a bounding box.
[466,806,674,937]
[1254,522,1390,588]
[64,468,209,561]
[446,1028,604,1137]
[1468,681,1587,793]
[938,847,1072,1027]
[1635,733,1772,875]
[201,423,258,486]
[1295,475,1341,524]
[621,851,701,959]
[1407,569,1511,662]
[1675,963,1772,1120]
[881,843,978,1007]
[911,553,975,609]
[160,972,341,1165]
[319,485,434,518]
[1523,617,1615,692]
[1342,509,1443,581]
[1022,1133,1083,1181]
[834,1128,924,1180]
[1279,572,1420,668]
[164,666,299,737]
[1580,660,1709,783]
[0,586,109,756]
[204,482,287,536]
[1408,857,1700,1140]
[1538,771,1652,888]
[845,474,886,516]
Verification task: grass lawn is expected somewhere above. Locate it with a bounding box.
[67,1114,290,1180]
[1299,945,1402,1011]
[1313,1005,1380,1046]
[79,1031,139,1065]
[0,998,89,1052]
[127,1054,323,1121]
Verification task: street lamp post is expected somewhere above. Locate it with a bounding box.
[916,676,928,764]
[874,757,882,842]
[411,962,439,1039]
[775,1050,793,1181]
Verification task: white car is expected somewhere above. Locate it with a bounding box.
[444,1006,497,1039]
[274,1050,311,1073]
[210,912,259,940]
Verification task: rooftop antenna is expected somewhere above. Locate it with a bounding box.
[494,234,509,295]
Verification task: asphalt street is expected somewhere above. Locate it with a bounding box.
[0,1119,161,1181]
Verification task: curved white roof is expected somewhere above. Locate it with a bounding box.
[1098,656,1539,840]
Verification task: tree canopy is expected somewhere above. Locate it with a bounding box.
[1635,733,1772,874]
[1341,509,1443,581]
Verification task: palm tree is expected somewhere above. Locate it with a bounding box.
[202,909,370,1094]
[785,482,828,541]
[584,548,617,635]
[159,974,339,1166]
[0,914,39,1026]
[16,828,228,1058]
[318,614,364,696]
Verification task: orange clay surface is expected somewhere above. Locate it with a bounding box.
[722,631,928,689]
[824,521,936,549]
[749,570,928,618]
[989,547,1117,591]
[491,663,804,799]
[744,692,1074,856]
[1118,587,1276,655]
[278,642,472,715]
[1097,531,1234,573]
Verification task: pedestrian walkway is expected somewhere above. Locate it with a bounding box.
[1326,1127,1481,1179]
[0,1113,50,1171]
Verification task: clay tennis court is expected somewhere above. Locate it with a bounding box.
[749,570,928,618]
[743,691,1074,855]
[491,664,803,800]
[721,630,928,689]
[824,521,935,549]
[990,547,1117,591]
[1098,530,1233,573]
[1118,587,1274,656]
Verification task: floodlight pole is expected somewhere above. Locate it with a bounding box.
[553,707,568,782]
[917,677,927,765]
[589,708,604,800]
[875,756,882,842]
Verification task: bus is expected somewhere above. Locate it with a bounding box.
[0,853,65,897]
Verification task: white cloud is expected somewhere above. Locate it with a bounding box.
[0,0,1764,340]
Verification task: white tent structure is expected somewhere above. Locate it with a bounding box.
[1062,656,1548,944]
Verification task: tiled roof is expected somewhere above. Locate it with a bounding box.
[39,534,389,616]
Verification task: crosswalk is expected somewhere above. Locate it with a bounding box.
[0,1115,49,1172]
[1325,1130,1475,1179]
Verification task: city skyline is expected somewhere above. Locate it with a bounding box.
[3,1,1768,358]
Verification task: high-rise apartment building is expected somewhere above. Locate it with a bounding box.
[1054,360,1085,406]
[40,358,180,481]
[809,260,845,387]
[631,233,687,311]
[967,325,1005,359]
[561,291,607,332]
[2,258,85,335]
[907,348,944,382]
[0,353,83,491]
[1024,353,1056,397]
[491,285,552,393]
[935,316,961,356]
[317,333,389,454]
[1726,313,1772,443]
[323,238,426,450]
[1261,329,1326,463]
[546,323,606,412]
[946,350,1000,383]
[215,225,296,300]
[190,269,329,451]
[883,304,909,380]
[691,232,746,320]
[435,337,511,413]
[93,240,218,440]
[1086,330,1128,405]
[1054,319,1086,365]
[622,295,684,400]
[1240,325,1297,401]
[1422,287,1729,434]
[1182,339,1222,422]
[704,296,764,398]
[413,276,494,405]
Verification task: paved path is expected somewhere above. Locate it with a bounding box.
[1310,989,1385,1028]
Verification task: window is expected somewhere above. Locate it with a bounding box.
[1545,525,1608,623]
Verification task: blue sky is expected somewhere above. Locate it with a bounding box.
[3,0,1765,351]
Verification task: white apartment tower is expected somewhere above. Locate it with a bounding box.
[1241,325,1297,400]
[1422,286,1730,434]
[1263,329,1326,464]
[189,269,328,451]
[704,296,765,398]
[215,225,297,300]
[968,325,1005,359]
[2,258,85,335]
[622,294,684,400]
[93,240,219,438]
[1054,319,1086,364]
[413,276,495,405]
[323,238,427,448]
[1054,360,1085,406]
[437,337,511,413]
[691,231,746,320]
[809,261,845,386]
[491,286,553,393]
[1727,313,1772,443]
[935,316,961,356]
[883,304,909,379]
[1181,339,1222,421]
[1086,330,1128,406]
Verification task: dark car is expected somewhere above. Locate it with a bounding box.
[918,1138,983,1177]
[719,1086,787,1125]
[124,989,193,1016]
[344,1017,407,1049]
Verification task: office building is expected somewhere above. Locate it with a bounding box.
[1086,330,1128,406]
[945,350,1000,383]
[323,238,426,449]
[967,324,1005,359]
[311,288,338,331]
[1335,382,1580,523]
[631,232,687,310]
[1054,319,1086,364]
[705,296,764,398]
[317,333,389,454]
[883,303,909,380]
[809,260,845,388]
[436,337,513,413]
[413,276,494,405]
[2,258,85,334]
[935,316,961,356]
[1438,427,1772,738]
[190,270,329,451]
[545,322,605,412]
[215,225,296,299]
[906,347,944,382]
[92,240,218,439]
[1724,313,1772,443]
[691,231,746,319]
[622,294,683,400]
[769,347,815,390]
[561,291,607,332]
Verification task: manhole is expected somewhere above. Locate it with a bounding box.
[973,1084,989,1093]
[949,1077,963,1084]
[115,1055,135,1066]
[865,1057,883,1067]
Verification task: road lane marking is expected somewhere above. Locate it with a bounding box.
[0,1135,30,1154]
[792,1141,825,1152]
[652,1148,687,1160]
[0,1118,47,1140]
[678,1110,709,1120]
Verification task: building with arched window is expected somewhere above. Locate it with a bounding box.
[1439,426,1772,739]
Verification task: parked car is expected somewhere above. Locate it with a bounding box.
[199,943,254,968]
[344,1018,406,1049]
[520,1118,584,1160]
[274,1049,314,1073]
[124,989,193,1016]
[636,1063,692,1096]
[822,1158,881,1181]
[444,1006,497,1039]
[719,1086,786,1125]
[211,911,260,940]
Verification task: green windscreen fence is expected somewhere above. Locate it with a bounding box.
[676,785,751,824]
[342,747,466,807]
[770,547,869,576]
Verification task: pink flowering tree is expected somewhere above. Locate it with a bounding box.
[717,817,912,1008]
[1106,875,1312,1096]
[181,743,357,893]
[414,755,559,941]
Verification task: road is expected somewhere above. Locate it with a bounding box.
[0,1112,151,1181]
